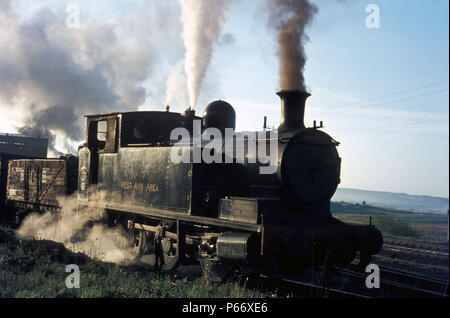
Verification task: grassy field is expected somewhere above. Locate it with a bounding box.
[0,226,263,298]
[331,201,449,243]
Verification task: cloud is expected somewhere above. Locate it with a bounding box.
[0,0,183,156]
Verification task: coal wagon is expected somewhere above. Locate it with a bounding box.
[1,153,38,222]
[6,156,78,222]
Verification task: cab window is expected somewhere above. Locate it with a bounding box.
[87,117,117,153]
[97,120,107,142]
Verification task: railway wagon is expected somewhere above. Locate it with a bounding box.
[0,153,38,221]
[6,156,78,222]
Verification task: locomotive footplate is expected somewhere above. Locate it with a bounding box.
[81,201,263,233]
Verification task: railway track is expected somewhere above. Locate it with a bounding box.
[263,265,449,298]
[383,243,449,258]
[384,238,449,253]
[375,265,449,297]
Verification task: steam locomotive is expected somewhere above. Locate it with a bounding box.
[77,90,383,275]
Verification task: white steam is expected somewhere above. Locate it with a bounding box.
[179,0,232,107]
[16,194,138,263]
[165,59,189,110]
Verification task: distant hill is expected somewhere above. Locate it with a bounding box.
[332,188,449,214]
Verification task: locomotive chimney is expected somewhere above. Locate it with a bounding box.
[277,90,310,133]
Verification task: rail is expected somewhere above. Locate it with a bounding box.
[266,265,449,298]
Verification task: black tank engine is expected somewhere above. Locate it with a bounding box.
[77,90,382,274]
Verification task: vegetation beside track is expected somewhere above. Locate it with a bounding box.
[0,226,263,298]
[332,201,449,281]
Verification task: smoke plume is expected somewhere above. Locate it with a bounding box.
[268,0,318,91]
[179,0,232,107]
[0,1,181,156]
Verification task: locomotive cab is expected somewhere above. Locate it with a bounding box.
[78,110,200,203]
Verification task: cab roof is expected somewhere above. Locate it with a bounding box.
[85,110,184,118]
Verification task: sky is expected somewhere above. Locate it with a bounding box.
[0,0,448,197]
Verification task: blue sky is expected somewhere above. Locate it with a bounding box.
[215,0,449,198]
[2,0,449,197]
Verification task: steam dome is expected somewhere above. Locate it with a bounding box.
[203,100,236,134]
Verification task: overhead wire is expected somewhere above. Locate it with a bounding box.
[335,118,448,132]
[313,80,449,117]
[319,88,448,116]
